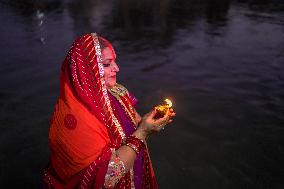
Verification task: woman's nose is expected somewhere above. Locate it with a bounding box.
[112,62,119,72]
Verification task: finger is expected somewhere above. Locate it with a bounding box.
[148,109,157,118]
[170,112,176,117]
[163,112,171,120]
[144,109,156,118]
[166,108,173,115]
[154,124,165,132]
[154,114,170,126]
[162,119,173,128]
[157,120,172,131]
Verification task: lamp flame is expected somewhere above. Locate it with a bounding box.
[164,99,172,107]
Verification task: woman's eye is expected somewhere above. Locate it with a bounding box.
[103,63,110,67]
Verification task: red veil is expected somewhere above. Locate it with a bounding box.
[43,33,157,189]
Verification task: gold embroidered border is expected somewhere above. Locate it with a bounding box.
[109,84,137,128]
[91,33,126,141]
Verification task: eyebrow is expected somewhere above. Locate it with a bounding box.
[104,57,115,62]
[103,59,112,63]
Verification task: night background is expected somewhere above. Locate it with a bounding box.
[0,0,284,188]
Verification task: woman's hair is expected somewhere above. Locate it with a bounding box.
[98,36,113,50]
[98,36,116,58]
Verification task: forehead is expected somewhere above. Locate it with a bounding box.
[102,47,116,61]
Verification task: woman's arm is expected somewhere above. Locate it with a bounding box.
[104,109,175,188]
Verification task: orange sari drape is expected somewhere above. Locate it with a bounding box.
[49,80,110,181]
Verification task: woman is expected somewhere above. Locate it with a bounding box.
[43,33,175,189]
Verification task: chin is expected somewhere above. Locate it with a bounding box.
[106,82,116,89]
[111,82,117,87]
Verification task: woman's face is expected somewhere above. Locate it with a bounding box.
[102,47,119,89]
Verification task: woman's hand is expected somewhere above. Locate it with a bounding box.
[116,108,175,174]
[133,108,176,140]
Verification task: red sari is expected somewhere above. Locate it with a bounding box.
[43,33,158,189]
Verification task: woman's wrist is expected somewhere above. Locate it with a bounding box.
[124,135,146,155]
[132,127,147,142]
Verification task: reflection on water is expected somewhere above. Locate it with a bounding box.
[0,0,284,188]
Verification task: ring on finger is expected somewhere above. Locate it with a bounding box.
[157,124,165,129]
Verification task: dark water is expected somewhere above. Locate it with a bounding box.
[1,0,284,188]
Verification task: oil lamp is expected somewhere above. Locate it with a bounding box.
[154,99,173,119]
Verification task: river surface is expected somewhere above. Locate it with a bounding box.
[0,0,284,188]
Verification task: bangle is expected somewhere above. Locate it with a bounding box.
[125,135,145,154]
